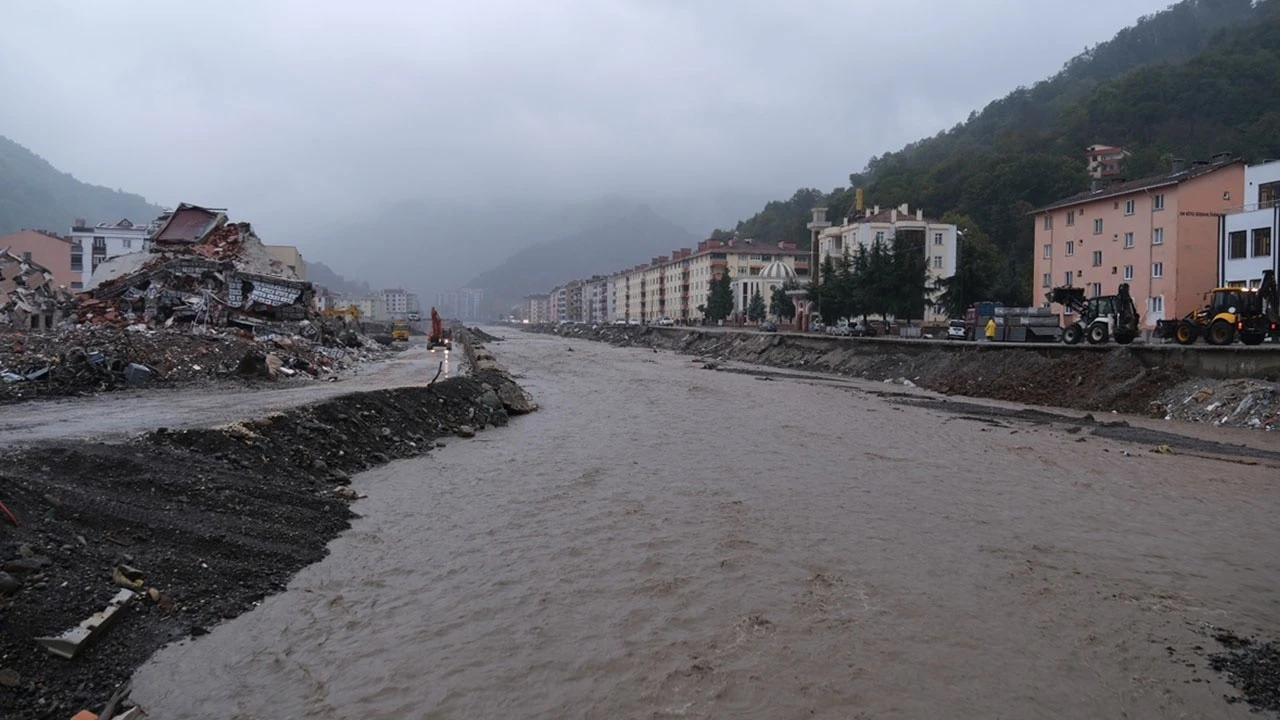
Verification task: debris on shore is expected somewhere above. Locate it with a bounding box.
[530,323,1192,419]
[1151,378,1280,430]
[0,340,536,719]
[1208,629,1280,713]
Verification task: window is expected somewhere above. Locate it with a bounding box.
[933,232,943,245]
[874,231,885,244]
[1253,228,1273,257]
[1154,194,1165,211]
[1043,216,1052,230]
[1090,283,1102,297]
[1152,227,1164,245]
[1123,265,1134,281]
[1124,232,1134,248]
[1093,218,1103,235]
[1259,181,1280,210]
[1229,230,1248,259]
[1124,199,1135,215]
[1092,250,1103,266]
[1152,262,1164,278]
[92,236,106,251]
[1042,273,1051,288]
[1043,244,1052,259]
[1066,210,1075,226]
[71,281,83,290]
[122,238,132,249]
[70,253,83,271]
[933,255,943,268]
[1064,271,1073,287]
[1065,241,1075,256]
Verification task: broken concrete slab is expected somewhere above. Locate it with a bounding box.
[35,588,136,659]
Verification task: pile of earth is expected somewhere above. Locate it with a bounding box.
[529,324,1189,415]
[0,321,395,405]
[467,327,504,343]
[0,371,535,719]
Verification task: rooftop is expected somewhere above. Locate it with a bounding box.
[1034,157,1242,213]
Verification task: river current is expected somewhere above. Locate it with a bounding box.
[131,329,1280,719]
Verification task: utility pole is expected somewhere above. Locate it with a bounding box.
[807,206,831,330]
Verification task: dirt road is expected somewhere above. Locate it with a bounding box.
[0,341,458,448]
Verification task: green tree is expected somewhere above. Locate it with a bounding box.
[933,213,1007,317]
[887,232,933,325]
[747,290,767,322]
[809,255,844,324]
[705,270,734,322]
[769,284,796,321]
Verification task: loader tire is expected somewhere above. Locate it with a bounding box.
[1174,320,1198,345]
[1063,324,1083,345]
[1207,319,1235,346]
[1087,323,1109,345]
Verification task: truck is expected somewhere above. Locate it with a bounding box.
[1154,270,1279,345]
[1047,283,1139,345]
[391,320,410,342]
[963,301,1061,342]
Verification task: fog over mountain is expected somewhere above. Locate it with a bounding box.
[0,0,1174,299]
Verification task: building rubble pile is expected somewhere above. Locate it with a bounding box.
[1,205,407,402]
[0,318,393,404]
[1151,378,1280,430]
[0,250,77,330]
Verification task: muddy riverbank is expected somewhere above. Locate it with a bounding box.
[0,334,534,719]
[529,324,1280,430]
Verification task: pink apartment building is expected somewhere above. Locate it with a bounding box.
[0,229,75,287]
[1032,157,1245,328]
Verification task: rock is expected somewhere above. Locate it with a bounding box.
[265,353,283,380]
[0,571,19,595]
[370,452,390,464]
[4,558,43,574]
[0,668,19,688]
[456,425,476,438]
[312,459,328,473]
[495,381,537,414]
[435,441,447,448]
[479,390,503,410]
[380,427,392,437]
[43,493,62,508]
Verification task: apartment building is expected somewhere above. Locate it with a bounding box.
[580,276,609,323]
[816,204,958,323]
[522,293,551,324]
[1032,155,1245,328]
[0,229,75,288]
[69,218,153,289]
[265,245,307,281]
[1219,160,1280,287]
[613,238,809,323]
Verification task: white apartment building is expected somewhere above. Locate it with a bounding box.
[69,218,153,290]
[817,204,958,323]
[1219,160,1280,288]
[377,288,419,319]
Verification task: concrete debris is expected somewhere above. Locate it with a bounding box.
[35,588,136,659]
[2,320,395,404]
[0,249,76,330]
[1154,378,1280,430]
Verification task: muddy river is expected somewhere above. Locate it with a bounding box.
[131,330,1280,719]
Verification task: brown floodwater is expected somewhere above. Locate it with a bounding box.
[130,329,1280,719]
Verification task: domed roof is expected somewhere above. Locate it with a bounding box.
[760,261,796,280]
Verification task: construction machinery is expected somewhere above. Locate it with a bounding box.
[1047,283,1139,345]
[428,307,452,350]
[1154,270,1279,345]
[391,320,410,342]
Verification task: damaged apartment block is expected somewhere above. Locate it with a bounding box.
[83,203,314,330]
[0,249,76,330]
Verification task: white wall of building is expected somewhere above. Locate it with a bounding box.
[71,220,152,290]
[1219,161,1280,287]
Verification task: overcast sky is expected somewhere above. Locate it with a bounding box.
[1,0,1174,240]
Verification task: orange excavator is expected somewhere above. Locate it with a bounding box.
[428,307,452,350]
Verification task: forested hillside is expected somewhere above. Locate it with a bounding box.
[724,0,1280,305]
[0,135,163,233]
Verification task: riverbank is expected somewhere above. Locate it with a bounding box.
[0,332,535,719]
[528,324,1280,430]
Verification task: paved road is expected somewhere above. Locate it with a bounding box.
[0,340,458,448]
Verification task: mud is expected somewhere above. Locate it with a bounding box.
[0,349,534,719]
[532,324,1188,415]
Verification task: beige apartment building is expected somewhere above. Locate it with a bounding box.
[0,229,75,288]
[265,245,306,281]
[613,238,809,323]
[816,204,958,323]
[1032,156,1245,328]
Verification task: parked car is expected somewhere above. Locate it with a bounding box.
[946,319,967,340]
[658,316,674,326]
[759,320,778,333]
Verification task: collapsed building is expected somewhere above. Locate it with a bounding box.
[0,249,77,329]
[83,203,315,331]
